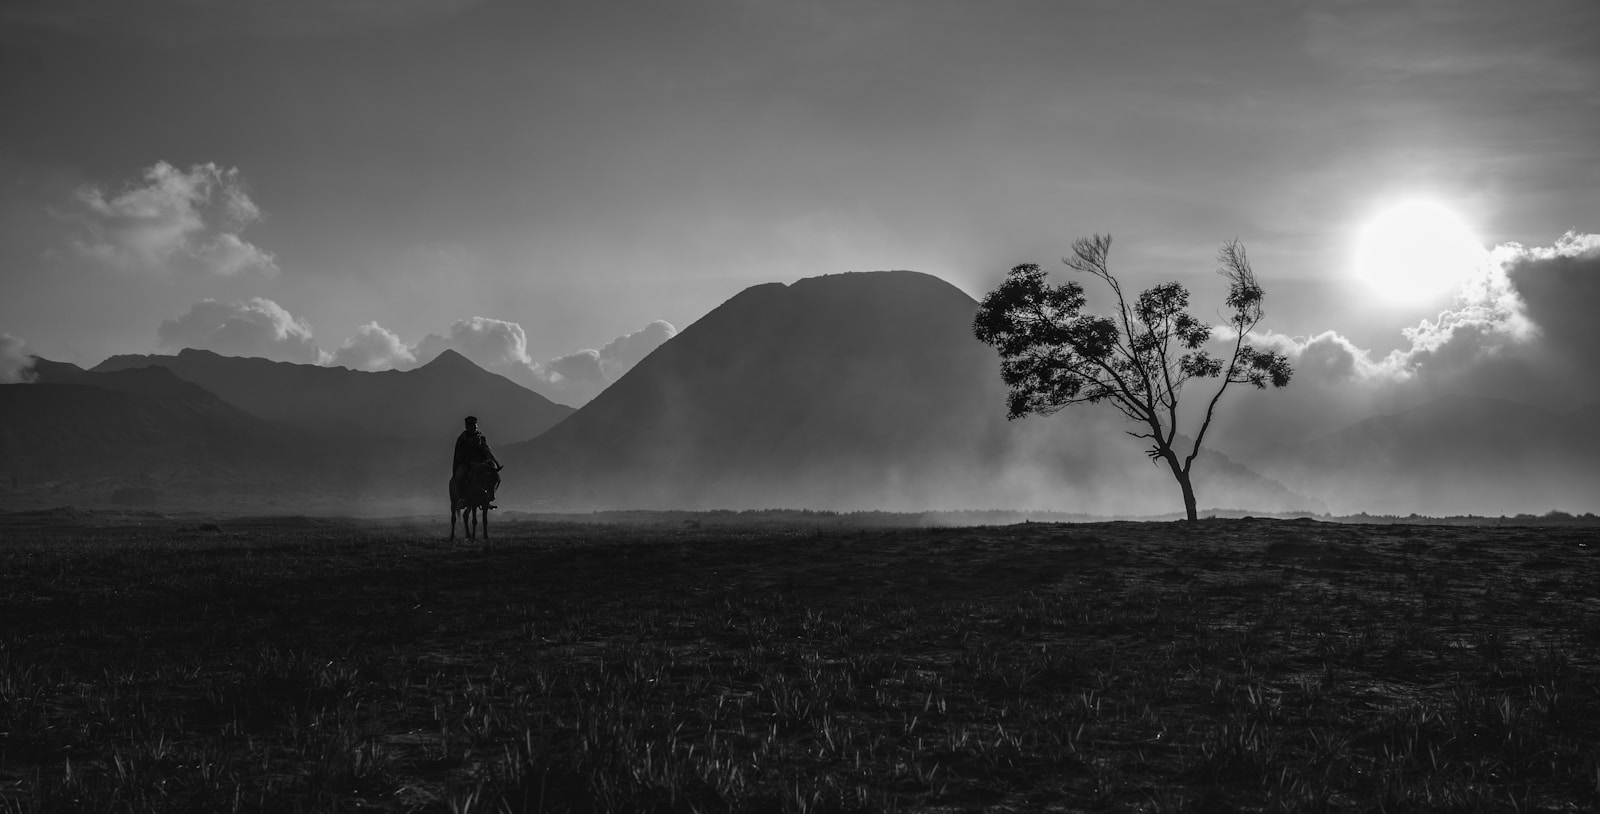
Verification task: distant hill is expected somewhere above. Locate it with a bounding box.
[2,360,306,492]
[93,348,572,444]
[1,359,451,505]
[29,358,238,411]
[500,271,1318,514]
[1246,395,1600,516]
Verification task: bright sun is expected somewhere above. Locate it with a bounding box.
[1353,199,1486,305]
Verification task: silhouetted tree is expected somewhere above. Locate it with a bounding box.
[973,235,1292,521]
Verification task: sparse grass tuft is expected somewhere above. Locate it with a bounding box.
[0,513,1596,811]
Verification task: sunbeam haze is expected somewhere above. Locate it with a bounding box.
[2,1,1599,810]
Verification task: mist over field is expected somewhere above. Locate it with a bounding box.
[7,6,1600,811]
[4,254,1598,519]
[2,1,1598,518]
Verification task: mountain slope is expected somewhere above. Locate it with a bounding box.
[2,359,454,504]
[2,360,309,488]
[1247,395,1600,515]
[501,271,1317,514]
[92,348,572,444]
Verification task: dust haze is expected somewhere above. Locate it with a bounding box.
[5,239,1599,519]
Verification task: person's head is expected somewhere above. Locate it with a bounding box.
[464,415,478,430]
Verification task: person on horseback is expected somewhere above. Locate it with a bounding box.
[452,415,501,505]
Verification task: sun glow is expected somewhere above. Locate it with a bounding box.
[1353,199,1486,305]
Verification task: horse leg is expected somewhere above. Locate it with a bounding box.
[482,505,490,544]
[448,480,460,542]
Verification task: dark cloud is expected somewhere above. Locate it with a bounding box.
[0,333,36,383]
[157,298,324,364]
[1386,234,1600,406]
[61,162,277,277]
[1504,232,1600,370]
[330,322,415,371]
[1209,233,1600,455]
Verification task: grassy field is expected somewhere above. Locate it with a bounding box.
[1,509,1597,813]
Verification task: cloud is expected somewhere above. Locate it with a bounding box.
[158,298,325,364]
[63,161,278,277]
[0,333,36,384]
[1366,232,1600,405]
[331,322,416,371]
[147,309,673,390]
[542,349,605,385]
[414,316,532,370]
[1248,329,1400,383]
[534,320,678,385]
[528,320,679,403]
[1270,232,1595,389]
[1502,231,1600,368]
[409,317,677,404]
[596,319,677,379]
[1209,232,1600,452]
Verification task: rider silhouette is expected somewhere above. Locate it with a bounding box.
[452,415,501,502]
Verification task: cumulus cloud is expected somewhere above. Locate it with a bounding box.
[1209,231,1600,452]
[409,317,677,404]
[330,322,416,371]
[528,319,679,403]
[0,333,36,384]
[1247,329,1400,383]
[414,316,533,371]
[1280,233,1592,385]
[1502,231,1600,369]
[1370,233,1600,405]
[63,161,278,277]
[542,349,606,385]
[595,320,677,379]
[532,320,678,385]
[158,298,325,364]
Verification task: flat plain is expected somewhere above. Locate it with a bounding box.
[1,509,1597,812]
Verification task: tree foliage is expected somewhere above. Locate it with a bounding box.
[973,234,1292,520]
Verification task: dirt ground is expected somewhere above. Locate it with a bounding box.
[1,509,1597,812]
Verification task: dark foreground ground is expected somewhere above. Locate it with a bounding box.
[1,510,1597,813]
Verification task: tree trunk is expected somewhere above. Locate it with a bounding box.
[1176,470,1198,522]
[1157,449,1200,522]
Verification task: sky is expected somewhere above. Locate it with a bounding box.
[2,0,1597,416]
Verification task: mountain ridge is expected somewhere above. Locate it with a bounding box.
[2,360,319,493]
[501,270,1318,514]
[93,347,572,444]
[3,350,565,506]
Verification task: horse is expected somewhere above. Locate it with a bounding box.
[449,460,501,543]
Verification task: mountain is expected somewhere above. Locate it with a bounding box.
[92,348,572,444]
[1,359,464,505]
[29,358,246,416]
[1246,395,1600,516]
[2,360,309,492]
[500,271,1318,514]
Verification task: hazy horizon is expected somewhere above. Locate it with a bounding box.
[7,266,1598,518]
[3,1,1599,516]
